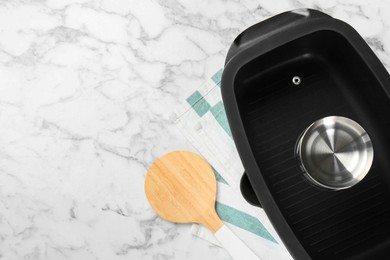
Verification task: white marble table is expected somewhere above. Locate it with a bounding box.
[1,0,389,259]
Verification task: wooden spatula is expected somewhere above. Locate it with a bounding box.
[145,151,261,260]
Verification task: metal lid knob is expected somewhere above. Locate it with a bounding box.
[296,116,374,190]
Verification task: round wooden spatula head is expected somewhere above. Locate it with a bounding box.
[145,151,261,260]
[145,151,222,232]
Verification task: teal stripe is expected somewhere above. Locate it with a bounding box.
[186,91,211,117]
[212,167,228,185]
[211,68,223,87]
[216,202,277,243]
[210,101,232,138]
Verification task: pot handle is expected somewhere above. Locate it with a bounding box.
[225,9,331,65]
[240,172,262,207]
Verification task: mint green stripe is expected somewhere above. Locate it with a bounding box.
[216,202,277,243]
[212,167,228,185]
[186,91,211,117]
[210,101,232,138]
[211,68,223,87]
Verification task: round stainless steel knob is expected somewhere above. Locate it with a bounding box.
[296,116,374,190]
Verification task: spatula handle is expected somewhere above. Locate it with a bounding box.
[214,224,261,260]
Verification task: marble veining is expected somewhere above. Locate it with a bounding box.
[0,0,389,259]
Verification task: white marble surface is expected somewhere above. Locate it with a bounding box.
[1,0,390,259]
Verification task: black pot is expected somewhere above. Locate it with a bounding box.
[221,9,390,260]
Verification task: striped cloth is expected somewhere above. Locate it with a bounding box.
[172,70,293,260]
